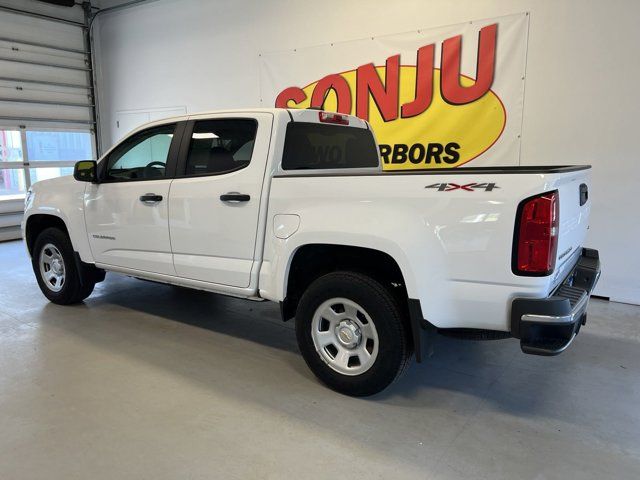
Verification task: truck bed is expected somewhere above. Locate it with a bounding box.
[264,165,592,332]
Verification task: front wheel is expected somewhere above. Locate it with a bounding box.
[32,227,96,305]
[295,272,413,396]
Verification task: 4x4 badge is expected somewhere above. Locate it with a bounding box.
[425,182,500,192]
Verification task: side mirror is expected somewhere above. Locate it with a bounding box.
[73,160,98,183]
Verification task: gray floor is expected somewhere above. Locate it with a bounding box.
[0,240,639,480]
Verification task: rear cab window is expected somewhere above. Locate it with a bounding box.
[281,122,380,170]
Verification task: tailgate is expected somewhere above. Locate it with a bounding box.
[551,169,592,287]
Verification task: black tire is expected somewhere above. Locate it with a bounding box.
[31,227,95,305]
[295,271,413,396]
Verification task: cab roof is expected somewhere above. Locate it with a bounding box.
[128,108,369,135]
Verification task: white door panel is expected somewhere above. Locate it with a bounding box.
[85,122,179,275]
[169,114,272,287]
[171,252,253,288]
[85,180,174,274]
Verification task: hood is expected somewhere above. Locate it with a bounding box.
[30,173,78,193]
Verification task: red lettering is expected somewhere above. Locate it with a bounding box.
[356,54,400,122]
[310,74,352,114]
[401,44,434,118]
[275,86,307,108]
[275,24,499,114]
[441,23,497,105]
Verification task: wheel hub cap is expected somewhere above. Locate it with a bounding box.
[310,298,380,376]
[336,320,361,349]
[39,243,66,293]
[51,260,63,275]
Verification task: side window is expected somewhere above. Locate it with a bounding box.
[184,119,257,176]
[104,124,176,181]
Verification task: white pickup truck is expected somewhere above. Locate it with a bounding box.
[22,108,601,396]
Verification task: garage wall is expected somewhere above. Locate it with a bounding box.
[92,0,640,304]
[0,0,96,240]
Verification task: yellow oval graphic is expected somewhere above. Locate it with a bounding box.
[286,66,506,170]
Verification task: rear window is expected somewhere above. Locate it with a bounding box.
[281,122,379,170]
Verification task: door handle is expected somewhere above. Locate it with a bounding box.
[139,193,163,203]
[220,193,250,203]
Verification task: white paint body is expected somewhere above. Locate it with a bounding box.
[23,109,592,332]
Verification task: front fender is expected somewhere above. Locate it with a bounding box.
[23,177,93,263]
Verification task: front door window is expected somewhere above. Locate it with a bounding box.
[104,125,175,181]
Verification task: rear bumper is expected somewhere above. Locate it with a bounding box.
[510,248,601,356]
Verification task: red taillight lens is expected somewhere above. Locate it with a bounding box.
[318,111,349,125]
[514,191,559,275]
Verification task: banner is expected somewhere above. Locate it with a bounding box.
[259,13,529,169]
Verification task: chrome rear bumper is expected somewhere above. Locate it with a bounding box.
[511,248,601,356]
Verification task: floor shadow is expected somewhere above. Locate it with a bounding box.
[92,278,298,353]
[43,274,640,422]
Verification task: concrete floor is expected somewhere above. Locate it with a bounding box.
[0,240,639,479]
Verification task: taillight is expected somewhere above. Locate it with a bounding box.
[513,191,559,276]
[318,111,349,125]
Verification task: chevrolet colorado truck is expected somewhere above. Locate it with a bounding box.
[22,108,601,396]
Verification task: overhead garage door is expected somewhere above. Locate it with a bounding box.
[0,0,96,240]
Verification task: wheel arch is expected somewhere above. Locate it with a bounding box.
[25,214,70,257]
[283,243,408,310]
[279,243,427,360]
[26,213,105,288]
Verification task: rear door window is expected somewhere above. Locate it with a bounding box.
[183,119,257,176]
[281,122,379,170]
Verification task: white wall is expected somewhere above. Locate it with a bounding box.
[93,0,640,304]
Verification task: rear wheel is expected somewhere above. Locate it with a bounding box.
[32,227,96,305]
[295,271,412,396]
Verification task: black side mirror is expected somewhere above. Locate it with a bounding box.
[74,160,98,183]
